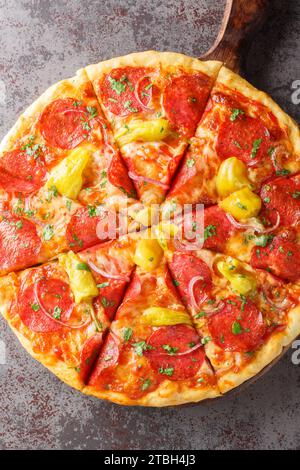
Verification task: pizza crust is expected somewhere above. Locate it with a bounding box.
[85,50,222,86]
[217,66,300,156]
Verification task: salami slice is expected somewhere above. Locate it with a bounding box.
[0,213,41,272]
[66,207,110,250]
[203,206,234,252]
[101,67,149,116]
[108,150,136,198]
[250,228,300,282]
[88,333,120,385]
[216,114,272,165]
[168,253,212,309]
[145,325,205,380]
[18,277,74,333]
[163,73,210,135]
[40,98,91,149]
[208,296,266,352]
[0,149,46,194]
[79,333,103,383]
[93,278,128,321]
[260,175,300,227]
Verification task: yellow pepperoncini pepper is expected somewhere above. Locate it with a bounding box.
[115,119,170,146]
[142,307,192,326]
[217,258,257,295]
[219,187,261,221]
[59,251,98,304]
[133,239,164,272]
[153,222,179,251]
[216,157,252,198]
[47,147,91,199]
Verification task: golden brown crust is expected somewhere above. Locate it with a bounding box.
[85,50,222,85]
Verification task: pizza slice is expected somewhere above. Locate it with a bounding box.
[0,234,138,391]
[84,250,220,406]
[162,66,300,214]
[0,68,137,275]
[165,248,300,393]
[86,51,221,205]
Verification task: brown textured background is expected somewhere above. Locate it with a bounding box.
[0,0,299,450]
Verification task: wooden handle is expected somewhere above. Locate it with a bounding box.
[202,0,270,73]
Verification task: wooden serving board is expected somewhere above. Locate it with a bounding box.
[195,0,297,402]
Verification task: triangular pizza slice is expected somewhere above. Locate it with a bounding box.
[0,68,137,275]
[86,51,221,205]
[85,255,220,406]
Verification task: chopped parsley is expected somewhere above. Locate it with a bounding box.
[76,262,90,271]
[276,169,291,176]
[204,224,216,241]
[236,202,247,210]
[195,311,206,319]
[292,191,300,199]
[158,367,174,377]
[201,336,211,345]
[251,138,262,159]
[43,224,54,241]
[141,379,152,391]
[255,234,273,247]
[124,100,138,113]
[132,341,153,357]
[230,108,245,121]
[53,306,62,319]
[123,327,133,342]
[31,303,40,312]
[108,76,126,95]
[232,321,243,335]
[186,159,195,168]
[97,282,110,288]
[87,106,98,118]
[172,279,180,287]
[162,344,178,355]
[88,205,97,217]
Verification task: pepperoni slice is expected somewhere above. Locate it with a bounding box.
[88,333,120,385]
[108,150,136,198]
[208,296,266,352]
[260,175,300,227]
[40,98,91,149]
[18,277,73,333]
[101,67,149,116]
[168,253,212,308]
[93,278,128,321]
[145,325,205,381]
[216,114,272,165]
[203,206,234,252]
[79,333,103,383]
[250,229,300,282]
[0,213,41,272]
[0,149,46,194]
[66,207,111,250]
[163,73,210,135]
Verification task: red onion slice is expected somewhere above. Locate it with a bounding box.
[226,212,280,234]
[33,282,90,329]
[87,259,130,282]
[188,275,207,312]
[173,238,203,252]
[128,171,170,189]
[198,301,225,317]
[134,76,153,110]
[262,285,292,310]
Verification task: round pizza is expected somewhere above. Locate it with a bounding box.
[0,51,299,406]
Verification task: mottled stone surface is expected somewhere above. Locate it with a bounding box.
[0,0,299,450]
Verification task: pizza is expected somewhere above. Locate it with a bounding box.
[0,51,299,407]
